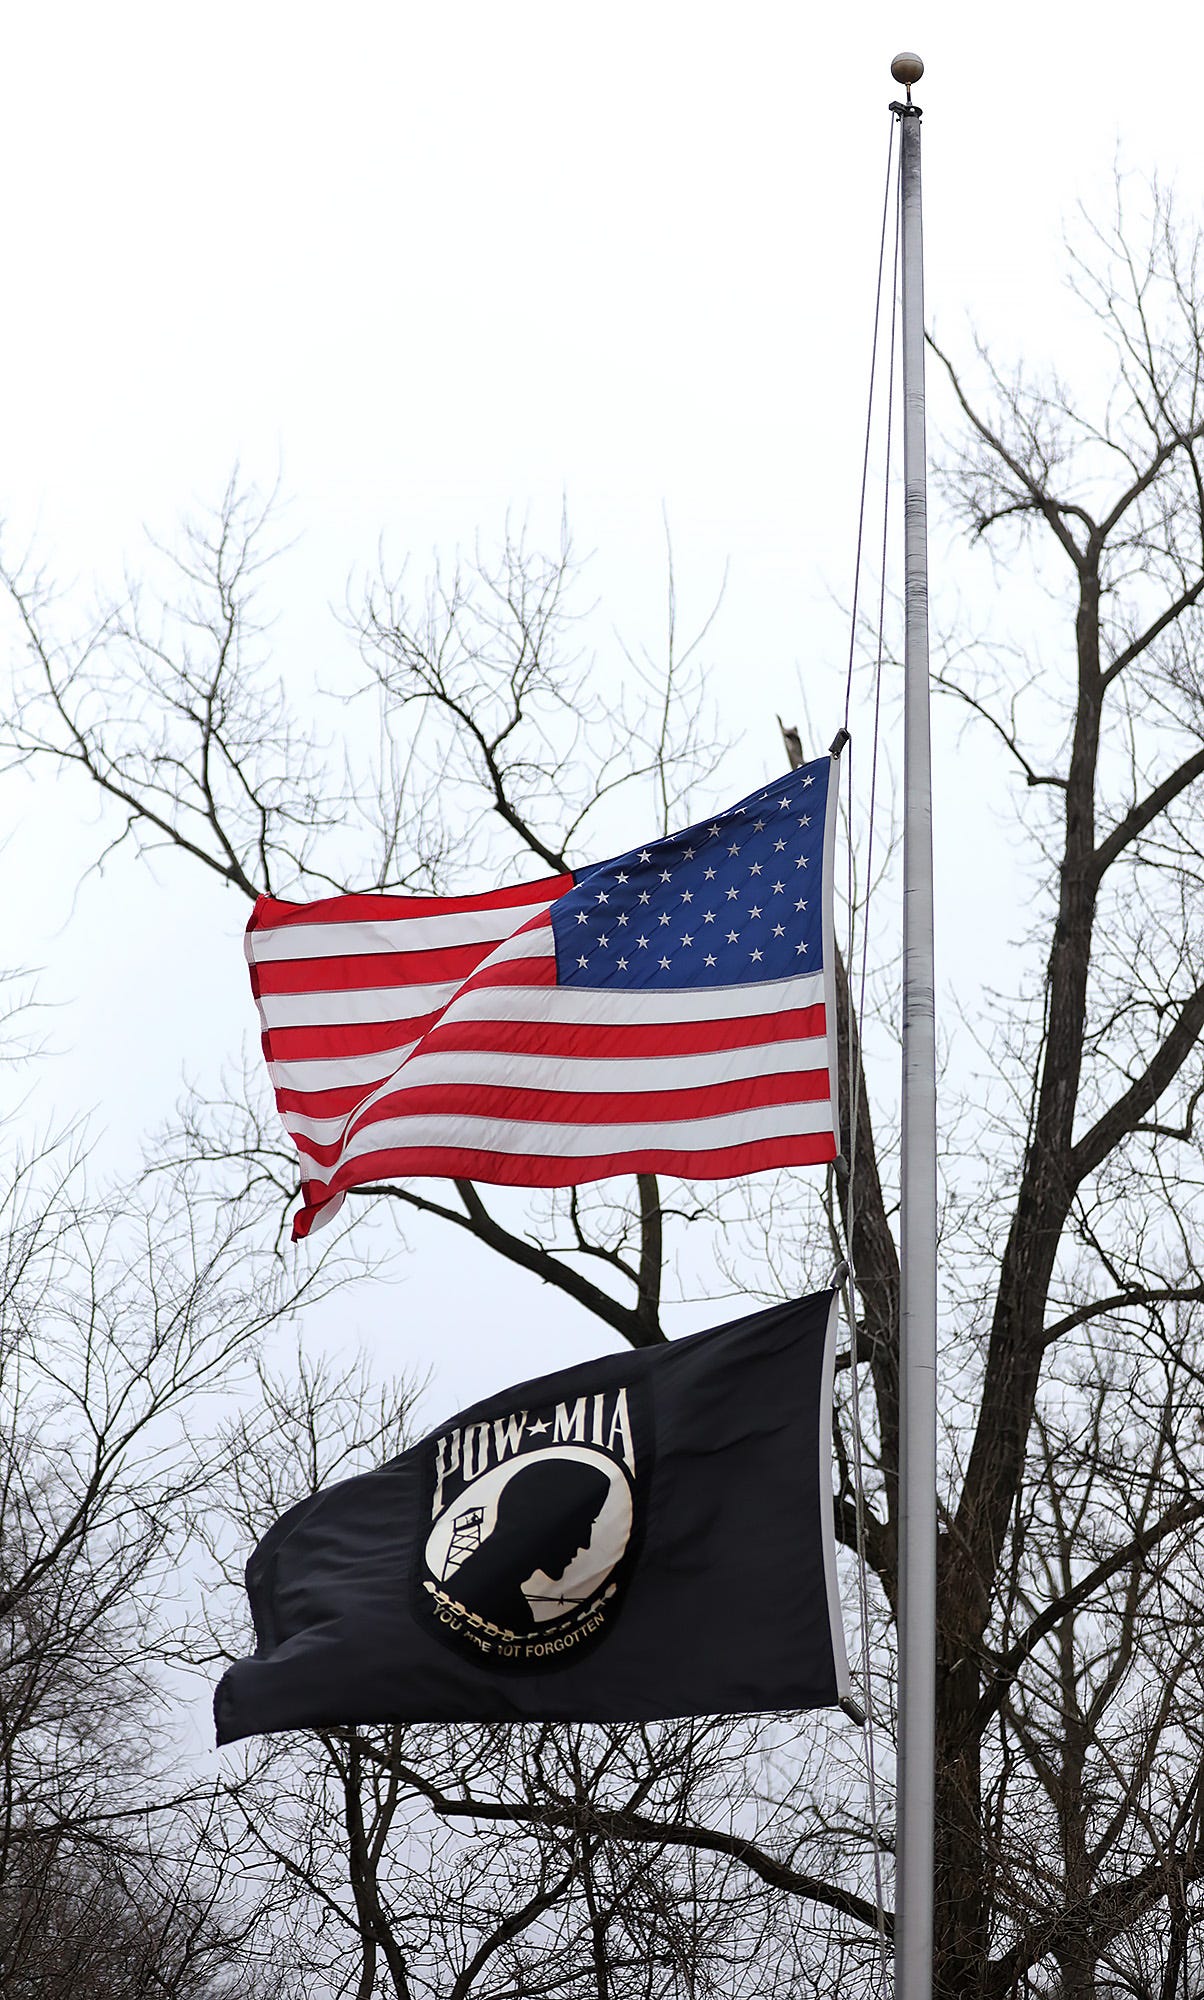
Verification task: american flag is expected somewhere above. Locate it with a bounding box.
[246,756,841,1239]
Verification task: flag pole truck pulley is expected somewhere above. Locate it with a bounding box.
[891,47,938,2000]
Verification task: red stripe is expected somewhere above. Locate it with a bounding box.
[250,878,572,931]
[292,1129,839,1236]
[261,1019,437,1062]
[275,1081,379,1118]
[254,943,494,995]
[458,951,557,991]
[417,1004,827,1064]
[290,1070,831,1168]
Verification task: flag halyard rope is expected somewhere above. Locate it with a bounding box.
[838,110,901,1987]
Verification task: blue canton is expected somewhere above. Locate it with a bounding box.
[550,759,830,990]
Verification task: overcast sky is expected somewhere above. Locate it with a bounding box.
[2,0,1201,1420]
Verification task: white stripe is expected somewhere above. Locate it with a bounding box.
[258,984,456,1029]
[268,1043,421,1095]
[442,968,825,1027]
[257,962,822,1033]
[283,1036,830,1145]
[366,1035,828,1108]
[466,921,554,966]
[247,899,555,963]
[288,1111,374,1147]
[326,1097,835,1168]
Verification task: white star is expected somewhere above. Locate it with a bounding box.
[616,911,628,926]
[795,941,809,954]
[795,856,808,869]
[658,955,671,970]
[681,889,693,903]
[703,866,716,880]
[660,869,672,883]
[702,911,716,923]
[802,774,814,786]
[798,814,811,827]
[598,933,608,947]
[773,838,786,852]
[726,886,739,901]
[638,890,651,905]
[597,889,609,904]
[637,935,650,948]
[577,955,589,968]
[778,797,791,809]
[681,933,693,946]
[617,956,628,969]
[683,846,695,859]
[749,905,762,919]
[659,912,671,927]
[750,948,763,962]
[704,953,716,967]
[795,898,808,912]
[726,930,739,944]
[727,842,741,856]
[753,818,765,831]
[616,871,628,883]
[709,823,721,837]
[639,849,652,862]
[772,880,785,894]
[576,911,589,924]
[749,861,763,876]
[773,924,785,938]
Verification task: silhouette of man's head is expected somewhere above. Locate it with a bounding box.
[445,1457,613,1635]
[492,1458,611,1580]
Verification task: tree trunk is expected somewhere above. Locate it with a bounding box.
[934,1560,989,2000]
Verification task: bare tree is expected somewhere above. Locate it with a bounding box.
[5,174,1204,1999]
[0,1113,338,1995]
[915,174,1204,1998]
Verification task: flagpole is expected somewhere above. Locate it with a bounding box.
[891,50,937,2000]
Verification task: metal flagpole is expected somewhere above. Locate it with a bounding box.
[890,49,937,2000]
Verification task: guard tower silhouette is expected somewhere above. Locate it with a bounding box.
[443,1507,485,1577]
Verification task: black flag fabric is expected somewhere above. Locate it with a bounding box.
[214,1290,849,1743]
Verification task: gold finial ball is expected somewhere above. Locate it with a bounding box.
[891,52,924,86]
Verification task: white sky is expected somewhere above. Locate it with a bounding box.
[2,0,1201,1424]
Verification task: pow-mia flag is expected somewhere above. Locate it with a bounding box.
[213,1291,850,1742]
